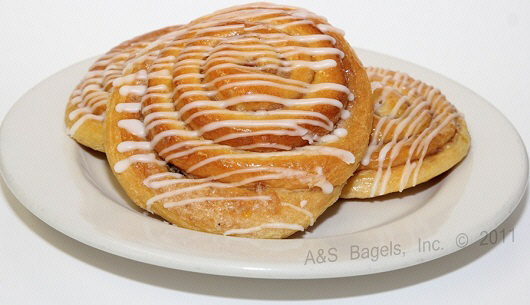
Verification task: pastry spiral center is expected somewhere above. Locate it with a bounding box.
[129,14,354,152]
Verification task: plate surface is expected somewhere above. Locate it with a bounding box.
[0,49,527,279]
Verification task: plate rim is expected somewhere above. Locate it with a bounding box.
[1,48,528,279]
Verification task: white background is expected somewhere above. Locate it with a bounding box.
[1,1,529,304]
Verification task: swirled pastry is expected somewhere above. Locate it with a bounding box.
[65,25,181,152]
[104,3,373,238]
[340,67,471,199]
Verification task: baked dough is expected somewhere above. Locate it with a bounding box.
[104,3,373,238]
[65,25,181,152]
[341,67,471,198]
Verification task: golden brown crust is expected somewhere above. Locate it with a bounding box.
[104,4,373,238]
[65,25,182,152]
[340,67,471,198]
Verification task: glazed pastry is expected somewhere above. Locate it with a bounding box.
[104,3,373,238]
[340,67,471,199]
[65,25,181,152]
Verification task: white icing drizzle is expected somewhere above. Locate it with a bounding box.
[117,141,153,152]
[144,166,319,188]
[235,143,292,151]
[67,46,149,135]
[213,129,307,144]
[281,202,315,225]
[114,154,166,173]
[118,119,146,137]
[68,107,92,120]
[316,24,346,36]
[113,70,147,86]
[177,95,345,115]
[164,196,272,208]
[223,222,304,236]
[98,3,362,235]
[183,109,334,128]
[363,67,461,196]
[119,85,147,96]
[144,167,333,208]
[158,140,213,155]
[186,147,354,174]
[67,114,104,136]
[116,102,142,113]
[333,128,348,137]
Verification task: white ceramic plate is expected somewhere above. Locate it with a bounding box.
[0,49,527,279]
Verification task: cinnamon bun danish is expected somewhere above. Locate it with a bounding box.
[340,67,471,199]
[104,3,373,238]
[65,25,181,152]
